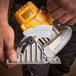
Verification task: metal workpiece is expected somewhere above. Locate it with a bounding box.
[7,25,72,64]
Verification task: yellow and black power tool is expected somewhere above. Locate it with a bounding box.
[7,1,72,64]
[14,1,54,31]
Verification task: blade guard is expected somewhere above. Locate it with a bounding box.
[7,25,72,64]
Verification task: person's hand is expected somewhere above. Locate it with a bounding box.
[47,0,76,25]
[0,23,17,68]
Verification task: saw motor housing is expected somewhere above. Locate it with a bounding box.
[14,1,54,31]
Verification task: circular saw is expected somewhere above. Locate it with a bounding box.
[7,1,72,64]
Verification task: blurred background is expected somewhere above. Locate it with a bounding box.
[0,64,22,76]
[0,59,76,76]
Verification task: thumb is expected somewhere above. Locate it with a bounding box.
[4,26,17,63]
[7,48,17,63]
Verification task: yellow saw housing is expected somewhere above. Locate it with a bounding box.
[15,1,54,31]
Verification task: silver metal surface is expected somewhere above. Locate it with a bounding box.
[7,25,72,64]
